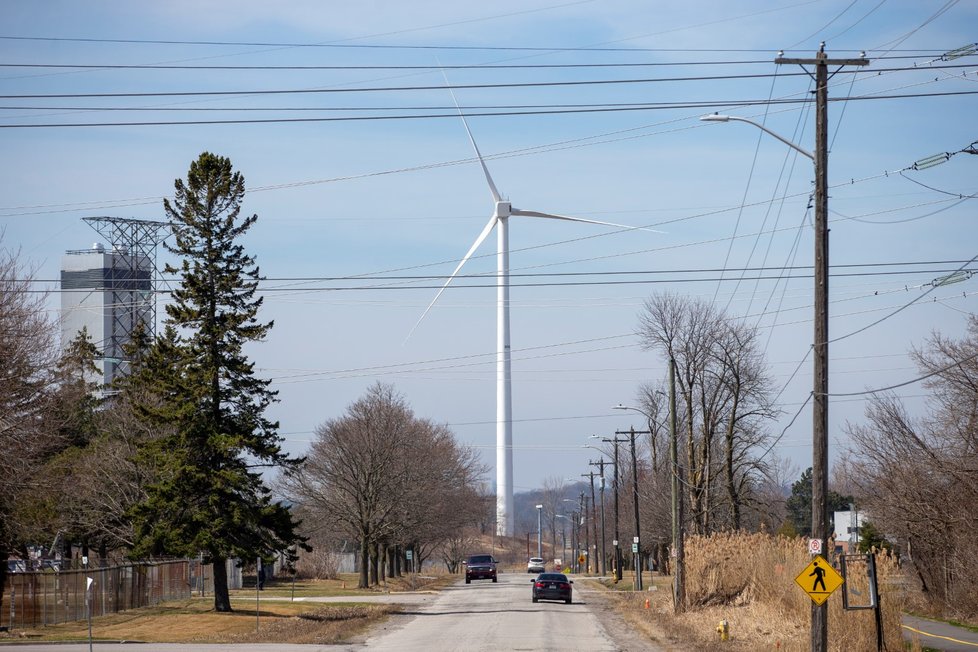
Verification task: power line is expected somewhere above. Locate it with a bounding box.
[0,34,954,55]
[20,260,975,285]
[1,90,975,129]
[19,268,976,295]
[1,64,972,100]
[0,60,781,71]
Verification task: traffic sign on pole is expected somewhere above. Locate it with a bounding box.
[795,556,844,605]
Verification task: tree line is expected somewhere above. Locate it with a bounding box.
[0,152,486,616]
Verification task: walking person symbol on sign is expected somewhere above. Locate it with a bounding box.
[795,555,844,605]
[809,559,827,592]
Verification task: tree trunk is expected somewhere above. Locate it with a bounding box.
[724,397,741,530]
[358,538,369,589]
[378,542,386,584]
[386,545,395,579]
[395,546,402,576]
[212,557,232,612]
[369,544,379,586]
[0,540,7,626]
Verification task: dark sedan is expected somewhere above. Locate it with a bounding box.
[531,572,573,604]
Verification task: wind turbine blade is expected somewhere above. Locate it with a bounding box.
[442,78,502,204]
[405,215,498,342]
[512,209,664,234]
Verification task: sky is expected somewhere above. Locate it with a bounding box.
[1,1,975,503]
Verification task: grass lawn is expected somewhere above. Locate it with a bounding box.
[4,573,452,645]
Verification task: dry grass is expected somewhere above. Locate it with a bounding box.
[9,598,398,644]
[596,532,909,651]
[4,575,434,645]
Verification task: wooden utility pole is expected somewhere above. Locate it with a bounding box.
[602,436,628,582]
[775,44,868,652]
[582,471,598,573]
[588,460,609,575]
[669,356,685,613]
[616,427,648,591]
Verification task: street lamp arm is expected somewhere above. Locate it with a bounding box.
[613,403,653,420]
[700,114,814,160]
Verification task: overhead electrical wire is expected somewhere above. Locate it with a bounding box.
[22,260,972,286]
[0,63,972,100]
[25,265,975,295]
[0,59,783,70]
[1,90,974,128]
[0,34,953,55]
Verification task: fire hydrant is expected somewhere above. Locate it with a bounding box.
[716,620,729,641]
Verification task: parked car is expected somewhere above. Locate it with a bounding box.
[464,554,498,584]
[531,572,573,604]
[527,557,546,573]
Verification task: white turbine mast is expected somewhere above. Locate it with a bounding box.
[411,85,658,538]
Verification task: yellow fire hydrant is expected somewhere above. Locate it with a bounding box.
[716,620,729,641]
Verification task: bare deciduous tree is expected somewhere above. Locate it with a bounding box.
[282,383,485,588]
[637,292,778,533]
[845,316,978,615]
[0,244,60,614]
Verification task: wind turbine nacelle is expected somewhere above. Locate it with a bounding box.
[494,201,512,217]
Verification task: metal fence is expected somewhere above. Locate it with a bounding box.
[2,560,191,630]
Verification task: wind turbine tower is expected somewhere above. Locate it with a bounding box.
[413,93,657,537]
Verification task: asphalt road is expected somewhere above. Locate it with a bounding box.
[903,615,978,651]
[0,573,635,652]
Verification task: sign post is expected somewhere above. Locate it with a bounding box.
[86,577,94,652]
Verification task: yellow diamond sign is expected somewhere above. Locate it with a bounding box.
[795,555,844,605]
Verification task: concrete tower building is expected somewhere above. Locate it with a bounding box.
[60,217,169,389]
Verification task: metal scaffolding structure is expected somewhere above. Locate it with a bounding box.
[82,216,170,373]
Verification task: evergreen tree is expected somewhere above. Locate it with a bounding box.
[857,520,893,554]
[130,152,304,612]
[50,327,102,448]
[784,467,853,537]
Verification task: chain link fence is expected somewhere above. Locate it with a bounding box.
[2,560,193,630]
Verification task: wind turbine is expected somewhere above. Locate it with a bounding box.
[412,92,658,538]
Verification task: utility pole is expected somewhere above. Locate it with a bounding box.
[579,492,586,573]
[602,435,627,582]
[588,460,608,575]
[670,356,685,613]
[582,471,597,573]
[535,504,543,560]
[775,44,868,652]
[615,427,647,591]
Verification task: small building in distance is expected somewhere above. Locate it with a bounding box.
[832,508,865,555]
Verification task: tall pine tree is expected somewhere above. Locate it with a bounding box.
[131,152,304,612]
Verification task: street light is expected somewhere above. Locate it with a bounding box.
[535,504,543,560]
[699,114,814,160]
[614,403,659,468]
[700,46,868,652]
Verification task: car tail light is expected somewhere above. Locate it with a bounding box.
[535,582,545,588]
[559,583,570,590]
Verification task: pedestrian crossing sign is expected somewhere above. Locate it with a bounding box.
[795,555,844,605]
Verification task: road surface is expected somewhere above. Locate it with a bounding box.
[903,615,978,651]
[0,573,650,652]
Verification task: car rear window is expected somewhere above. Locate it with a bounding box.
[538,573,568,581]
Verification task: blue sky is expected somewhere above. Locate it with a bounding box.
[2,0,975,500]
